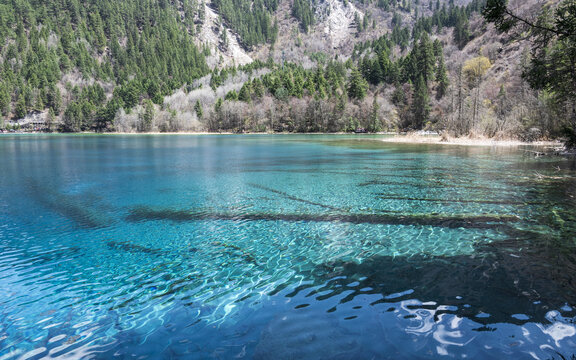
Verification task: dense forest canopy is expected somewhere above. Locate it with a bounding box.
[0,0,208,131]
[0,0,573,144]
[212,0,278,49]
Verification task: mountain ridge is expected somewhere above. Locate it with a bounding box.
[0,0,571,142]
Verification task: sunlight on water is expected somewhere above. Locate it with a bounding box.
[0,134,575,359]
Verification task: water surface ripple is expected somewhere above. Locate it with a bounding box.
[0,135,575,359]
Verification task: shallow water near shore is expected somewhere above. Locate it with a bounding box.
[1,134,575,359]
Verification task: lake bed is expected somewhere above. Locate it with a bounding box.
[1,134,575,359]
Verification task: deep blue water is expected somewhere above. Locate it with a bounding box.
[1,134,575,359]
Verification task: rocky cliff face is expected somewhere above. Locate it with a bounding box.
[195,0,253,68]
[316,0,364,50]
[249,0,375,67]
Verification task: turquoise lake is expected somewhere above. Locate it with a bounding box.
[1,134,575,359]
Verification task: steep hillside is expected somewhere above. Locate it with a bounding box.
[0,0,209,131]
[436,0,567,139]
[195,0,253,68]
[252,0,450,65]
[1,0,572,140]
[317,0,364,51]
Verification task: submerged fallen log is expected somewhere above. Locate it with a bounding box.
[534,172,576,180]
[248,183,341,211]
[376,195,542,205]
[524,147,574,157]
[25,178,109,229]
[524,150,547,157]
[106,240,164,256]
[126,206,520,230]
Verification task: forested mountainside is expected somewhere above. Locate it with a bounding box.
[1,0,574,142]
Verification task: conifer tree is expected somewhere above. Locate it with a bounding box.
[15,97,26,120]
[314,67,328,99]
[415,33,435,85]
[292,0,314,33]
[454,12,470,49]
[369,96,382,132]
[215,98,223,113]
[392,82,406,106]
[0,84,10,116]
[435,53,449,99]
[238,82,252,103]
[252,78,265,98]
[225,90,238,101]
[138,100,155,132]
[411,75,430,128]
[194,100,203,119]
[347,67,368,100]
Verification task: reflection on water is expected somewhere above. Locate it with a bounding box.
[0,134,575,359]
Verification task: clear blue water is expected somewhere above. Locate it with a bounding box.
[1,134,575,359]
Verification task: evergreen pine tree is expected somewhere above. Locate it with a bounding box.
[15,96,27,120]
[415,33,435,85]
[194,100,204,118]
[411,75,430,129]
[215,98,223,112]
[138,100,155,132]
[435,54,449,99]
[391,82,406,106]
[238,82,252,102]
[252,78,265,98]
[225,90,238,101]
[454,12,470,49]
[369,96,382,132]
[347,67,368,100]
[314,67,328,99]
[0,84,10,116]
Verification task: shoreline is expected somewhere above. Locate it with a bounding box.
[379,135,563,147]
[0,131,565,147]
